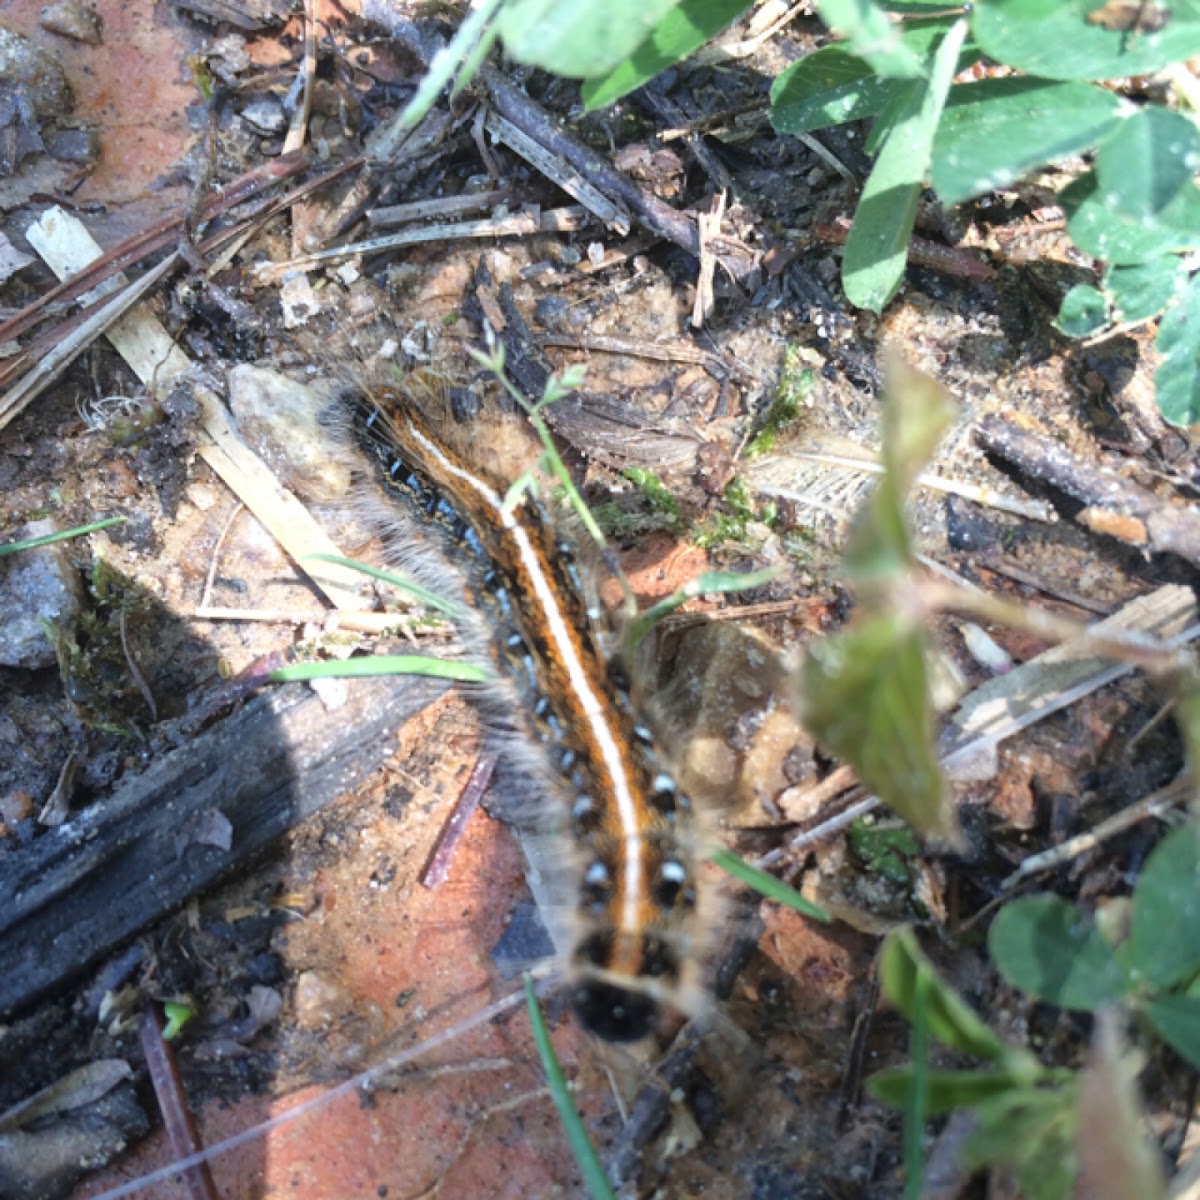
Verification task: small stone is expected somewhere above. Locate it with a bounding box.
[227,363,351,502]
[0,790,34,823]
[239,95,285,136]
[0,26,74,115]
[39,0,103,45]
[45,127,99,165]
[0,519,83,668]
[0,230,32,283]
[294,970,353,1030]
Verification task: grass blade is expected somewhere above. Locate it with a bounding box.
[523,976,616,1200]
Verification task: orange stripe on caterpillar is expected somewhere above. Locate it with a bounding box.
[356,379,703,1041]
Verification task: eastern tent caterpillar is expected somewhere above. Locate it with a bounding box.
[350,370,710,1041]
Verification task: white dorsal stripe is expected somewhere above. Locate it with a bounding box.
[405,418,644,934]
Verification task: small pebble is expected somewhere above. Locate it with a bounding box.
[0,518,83,669]
[39,0,102,45]
[227,363,351,502]
[46,127,99,165]
[0,26,74,114]
[239,95,286,137]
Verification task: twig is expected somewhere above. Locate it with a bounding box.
[976,414,1200,568]
[814,220,994,281]
[139,1005,220,1200]
[979,556,1113,616]
[119,609,157,722]
[0,153,312,347]
[535,331,757,384]
[421,753,495,888]
[692,189,726,328]
[485,110,630,232]
[283,0,317,157]
[478,62,758,283]
[768,599,1200,858]
[257,206,588,279]
[368,188,515,228]
[0,253,181,431]
[1001,774,1192,889]
[197,501,245,611]
[192,606,423,634]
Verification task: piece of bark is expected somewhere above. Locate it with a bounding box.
[0,675,446,1018]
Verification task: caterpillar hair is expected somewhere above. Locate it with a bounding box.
[342,364,716,1041]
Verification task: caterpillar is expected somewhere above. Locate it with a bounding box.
[350,368,711,1042]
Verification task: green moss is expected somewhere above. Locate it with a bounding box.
[748,345,813,457]
[621,467,681,525]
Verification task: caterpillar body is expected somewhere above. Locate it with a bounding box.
[351,374,709,1042]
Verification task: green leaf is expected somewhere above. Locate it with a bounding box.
[524,976,616,1200]
[499,0,685,78]
[843,355,957,582]
[800,617,952,838]
[931,78,1123,205]
[1105,258,1183,325]
[769,20,967,135]
[710,847,831,921]
[1147,993,1200,1069]
[989,896,1132,1010]
[1155,269,1200,427]
[878,929,1012,1062]
[1129,825,1200,988]
[770,45,897,134]
[1063,172,1200,266]
[1057,284,1110,337]
[815,0,926,78]
[869,1066,1027,1114]
[1096,107,1200,223]
[971,0,1200,83]
[581,0,752,109]
[847,819,921,883]
[843,19,968,310]
[161,1001,196,1041]
[963,1084,1079,1200]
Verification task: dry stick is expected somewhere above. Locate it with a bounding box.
[477,62,759,284]
[139,1005,220,1200]
[535,330,757,383]
[88,986,536,1200]
[692,189,727,328]
[420,753,496,889]
[368,188,515,228]
[484,109,631,232]
[769,607,1200,856]
[813,220,994,282]
[0,253,181,431]
[0,157,358,425]
[258,206,589,277]
[976,414,1200,568]
[1001,774,1192,890]
[0,153,313,347]
[283,0,318,158]
[979,555,1114,617]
